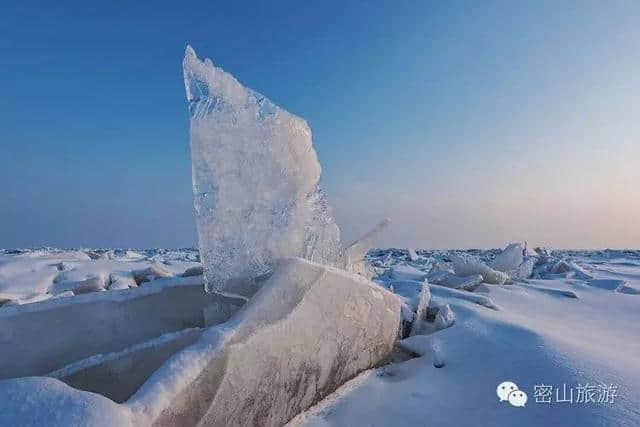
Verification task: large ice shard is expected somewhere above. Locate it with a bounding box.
[183,46,342,293]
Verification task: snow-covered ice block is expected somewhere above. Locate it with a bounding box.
[183,46,342,293]
[550,259,592,279]
[550,259,572,274]
[410,284,430,337]
[488,243,523,273]
[109,271,137,290]
[181,265,203,277]
[535,247,551,258]
[429,283,499,310]
[434,303,455,330]
[429,260,454,273]
[127,257,401,427]
[49,328,203,403]
[429,272,483,291]
[132,264,172,285]
[451,253,509,285]
[520,283,579,299]
[3,293,52,306]
[414,283,430,318]
[385,279,429,329]
[382,252,394,267]
[0,280,243,379]
[513,257,535,280]
[341,219,390,278]
[390,264,428,281]
[0,258,401,427]
[523,242,537,257]
[408,248,419,262]
[48,275,106,295]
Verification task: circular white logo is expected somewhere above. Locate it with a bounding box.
[496,381,527,407]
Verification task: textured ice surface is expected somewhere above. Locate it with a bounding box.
[183,46,342,292]
[488,243,523,273]
[450,253,510,285]
[126,257,401,426]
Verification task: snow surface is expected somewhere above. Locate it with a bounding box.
[0,377,133,427]
[1,247,639,426]
[289,248,640,427]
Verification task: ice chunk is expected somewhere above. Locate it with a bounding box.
[550,259,592,279]
[109,271,137,290]
[183,46,342,293]
[451,253,509,285]
[516,258,536,280]
[180,265,203,277]
[407,248,419,262]
[386,280,427,316]
[488,243,523,273]
[0,279,243,380]
[127,257,401,426]
[411,284,430,336]
[429,283,500,310]
[49,328,203,403]
[132,264,172,285]
[390,264,428,281]
[434,303,455,330]
[48,275,106,295]
[523,242,538,257]
[341,219,390,277]
[382,252,394,267]
[535,247,551,258]
[430,272,483,291]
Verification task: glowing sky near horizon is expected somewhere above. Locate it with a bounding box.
[1,1,639,249]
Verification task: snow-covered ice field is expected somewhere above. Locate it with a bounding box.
[1,246,638,426]
[0,248,201,305]
[289,248,640,427]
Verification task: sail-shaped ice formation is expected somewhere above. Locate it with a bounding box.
[183,46,343,293]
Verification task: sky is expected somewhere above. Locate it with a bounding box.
[1,0,639,249]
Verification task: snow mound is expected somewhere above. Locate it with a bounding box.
[0,377,132,427]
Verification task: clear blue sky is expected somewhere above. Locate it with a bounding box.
[2,0,639,249]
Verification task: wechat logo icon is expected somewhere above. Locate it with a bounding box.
[497,381,528,407]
